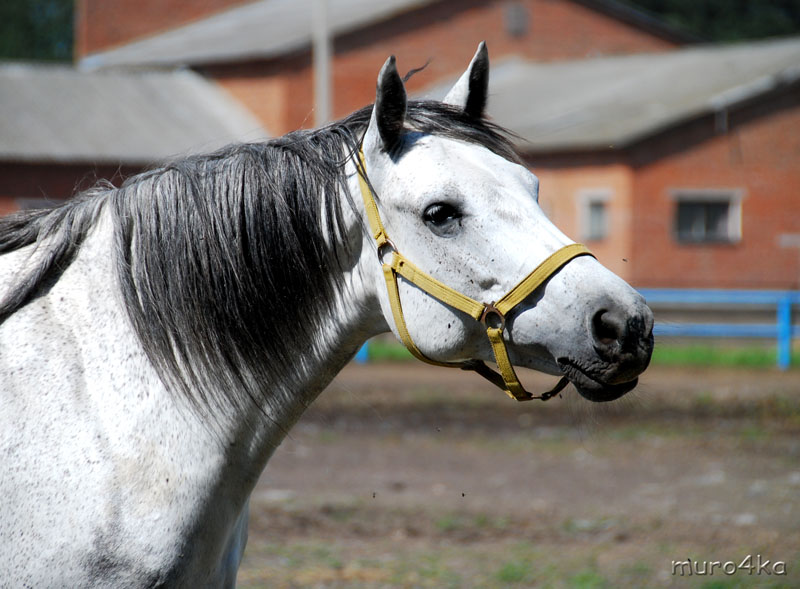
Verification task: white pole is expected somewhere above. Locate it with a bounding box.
[312,0,332,127]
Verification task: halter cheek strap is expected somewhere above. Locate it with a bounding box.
[357,147,594,401]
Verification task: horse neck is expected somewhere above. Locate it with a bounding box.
[86,182,382,557]
[217,163,386,475]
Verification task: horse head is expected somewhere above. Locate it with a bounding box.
[358,43,654,402]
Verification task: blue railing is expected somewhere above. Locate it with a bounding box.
[638,289,800,370]
[354,343,370,363]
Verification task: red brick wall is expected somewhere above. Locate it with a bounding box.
[0,163,142,215]
[75,0,250,57]
[630,88,800,289]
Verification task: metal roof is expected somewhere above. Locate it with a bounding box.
[421,37,800,152]
[0,63,267,164]
[80,0,436,69]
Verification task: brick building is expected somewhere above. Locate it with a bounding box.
[3,0,798,288]
[77,0,692,135]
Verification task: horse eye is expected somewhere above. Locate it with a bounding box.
[423,202,461,228]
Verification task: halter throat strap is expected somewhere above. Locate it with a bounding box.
[356,147,594,401]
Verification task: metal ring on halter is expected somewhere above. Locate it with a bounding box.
[376,239,398,262]
[480,303,506,331]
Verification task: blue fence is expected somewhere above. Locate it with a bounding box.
[638,289,800,370]
[354,343,369,363]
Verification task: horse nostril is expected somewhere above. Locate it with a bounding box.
[588,299,654,382]
[592,309,625,350]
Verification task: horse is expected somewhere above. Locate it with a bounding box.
[0,43,653,587]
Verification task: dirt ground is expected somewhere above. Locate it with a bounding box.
[238,363,800,588]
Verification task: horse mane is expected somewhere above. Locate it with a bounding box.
[0,101,520,416]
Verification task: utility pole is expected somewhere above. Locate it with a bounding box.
[312,0,332,127]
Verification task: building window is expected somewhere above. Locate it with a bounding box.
[673,190,743,244]
[586,201,608,241]
[579,191,611,242]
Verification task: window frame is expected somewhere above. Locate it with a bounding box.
[670,189,744,245]
[577,189,612,243]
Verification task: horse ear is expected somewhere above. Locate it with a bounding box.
[364,56,407,154]
[442,41,489,118]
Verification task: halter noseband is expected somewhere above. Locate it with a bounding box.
[357,147,594,401]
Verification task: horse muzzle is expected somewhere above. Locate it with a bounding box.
[557,297,655,402]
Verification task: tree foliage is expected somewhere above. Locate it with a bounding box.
[0,0,73,62]
[622,0,800,41]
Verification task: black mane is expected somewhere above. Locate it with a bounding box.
[0,101,519,414]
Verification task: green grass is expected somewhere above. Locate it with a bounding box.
[363,338,799,369]
[570,568,608,589]
[364,338,415,362]
[651,343,799,368]
[434,514,467,532]
[495,559,534,584]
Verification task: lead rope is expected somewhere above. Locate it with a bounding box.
[356,147,594,401]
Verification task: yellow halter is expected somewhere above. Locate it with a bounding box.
[357,147,594,401]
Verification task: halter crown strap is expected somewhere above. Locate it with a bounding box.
[357,147,594,401]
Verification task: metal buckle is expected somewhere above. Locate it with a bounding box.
[480,303,505,331]
[377,238,398,263]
